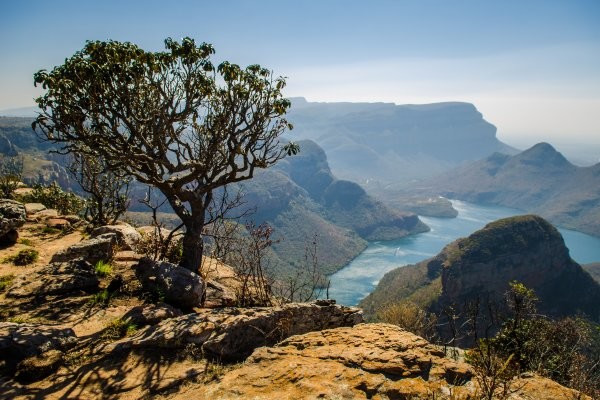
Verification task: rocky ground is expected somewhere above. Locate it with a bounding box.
[0,200,592,399]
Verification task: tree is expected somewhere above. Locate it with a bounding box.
[0,155,24,199]
[68,152,131,227]
[33,37,297,271]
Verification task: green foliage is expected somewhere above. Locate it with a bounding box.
[102,318,137,340]
[33,37,295,271]
[94,260,113,277]
[467,282,600,398]
[89,288,112,307]
[17,238,34,246]
[0,275,15,292]
[4,249,39,266]
[19,182,85,215]
[0,155,24,199]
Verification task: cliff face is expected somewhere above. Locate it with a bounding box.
[287,99,515,186]
[361,215,600,323]
[439,215,579,314]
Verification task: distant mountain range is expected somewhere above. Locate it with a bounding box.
[242,140,429,275]
[0,116,428,277]
[286,98,516,187]
[416,142,600,236]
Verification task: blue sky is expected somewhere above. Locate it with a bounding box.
[1,0,599,158]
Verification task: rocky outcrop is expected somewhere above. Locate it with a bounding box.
[5,259,99,299]
[0,199,26,244]
[50,233,117,264]
[135,257,205,309]
[0,323,77,376]
[191,323,590,400]
[438,215,600,321]
[197,323,474,399]
[361,215,600,326]
[112,300,362,361]
[92,223,142,251]
[121,303,183,327]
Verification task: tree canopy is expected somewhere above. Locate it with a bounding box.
[33,37,297,271]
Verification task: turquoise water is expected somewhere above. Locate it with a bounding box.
[327,200,600,306]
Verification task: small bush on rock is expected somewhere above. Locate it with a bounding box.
[5,249,39,265]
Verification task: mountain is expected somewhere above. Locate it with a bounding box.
[418,142,600,236]
[242,140,429,275]
[360,215,600,327]
[0,118,428,277]
[286,98,516,187]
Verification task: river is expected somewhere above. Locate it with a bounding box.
[327,200,600,306]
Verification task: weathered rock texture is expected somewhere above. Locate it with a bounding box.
[193,323,590,400]
[50,233,116,264]
[0,323,77,375]
[113,300,362,361]
[5,259,99,299]
[121,302,183,327]
[92,223,142,251]
[135,257,205,309]
[0,199,26,244]
[197,323,474,399]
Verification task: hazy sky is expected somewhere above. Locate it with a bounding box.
[1,0,599,157]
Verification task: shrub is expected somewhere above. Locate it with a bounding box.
[18,182,85,215]
[0,275,15,292]
[5,249,39,266]
[94,260,113,277]
[89,289,111,307]
[375,301,438,342]
[102,318,137,340]
[17,238,34,246]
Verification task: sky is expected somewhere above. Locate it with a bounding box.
[1,0,599,161]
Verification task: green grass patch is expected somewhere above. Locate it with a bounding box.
[90,288,112,307]
[17,238,34,246]
[102,318,137,340]
[94,260,113,277]
[0,275,15,292]
[4,249,39,266]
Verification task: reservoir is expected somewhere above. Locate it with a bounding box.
[327,200,600,306]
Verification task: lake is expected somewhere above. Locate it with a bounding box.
[327,200,600,306]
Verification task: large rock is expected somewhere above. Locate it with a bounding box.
[192,323,591,400]
[113,300,362,361]
[5,259,99,299]
[121,303,183,327]
[195,323,474,399]
[0,322,77,375]
[135,257,205,309]
[50,233,117,264]
[0,199,26,244]
[92,223,142,251]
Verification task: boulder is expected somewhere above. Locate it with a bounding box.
[24,202,46,215]
[188,323,475,399]
[0,322,77,375]
[135,258,205,309]
[0,199,26,244]
[92,223,142,251]
[112,300,363,361]
[46,218,71,230]
[14,349,64,383]
[121,302,183,327]
[50,233,117,264]
[5,259,99,299]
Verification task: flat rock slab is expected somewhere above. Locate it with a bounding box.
[50,233,116,264]
[5,259,99,299]
[24,203,46,215]
[112,300,363,361]
[0,322,77,374]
